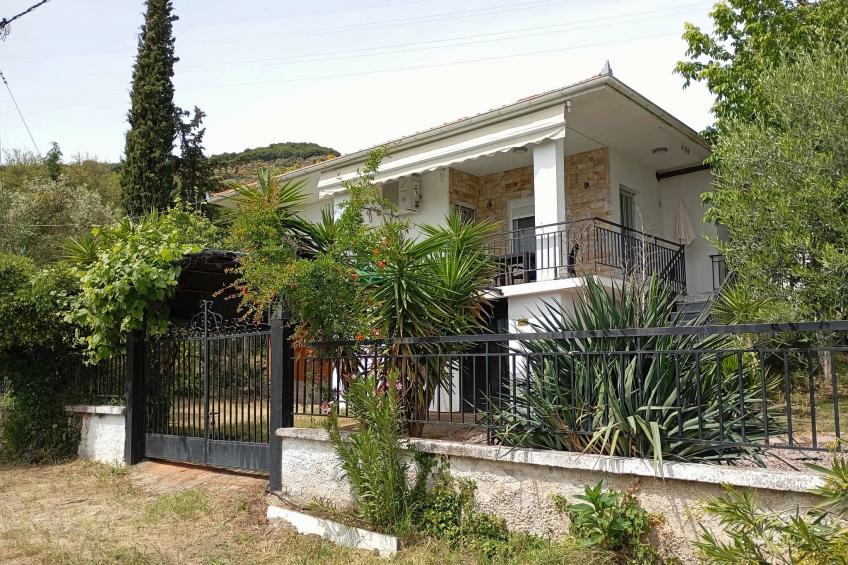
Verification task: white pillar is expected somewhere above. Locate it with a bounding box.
[533,139,567,281]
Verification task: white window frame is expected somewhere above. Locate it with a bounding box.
[507,197,535,229]
[619,185,638,230]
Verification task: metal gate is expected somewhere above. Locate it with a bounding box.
[144,301,272,472]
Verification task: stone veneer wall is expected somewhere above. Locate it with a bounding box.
[447,148,612,229]
[565,147,611,223]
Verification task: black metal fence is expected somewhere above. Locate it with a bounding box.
[292,321,848,460]
[484,217,686,294]
[142,301,273,471]
[68,354,127,404]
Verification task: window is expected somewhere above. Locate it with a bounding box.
[453,202,476,224]
[512,215,536,254]
[508,198,536,254]
[619,186,637,229]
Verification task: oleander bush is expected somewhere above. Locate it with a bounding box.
[696,454,848,563]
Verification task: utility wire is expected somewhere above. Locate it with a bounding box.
[20,3,703,83]
[181,31,678,91]
[12,0,582,59]
[17,30,681,102]
[0,0,51,39]
[0,70,41,157]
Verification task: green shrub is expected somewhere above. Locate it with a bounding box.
[555,481,663,564]
[63,207,219,362]
[0,254,81,462]
[417,471,509,558]
[326,371,432,536]
[326,370,512,555]
[696,455,848,564]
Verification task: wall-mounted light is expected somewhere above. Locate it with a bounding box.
[651,146,668,156]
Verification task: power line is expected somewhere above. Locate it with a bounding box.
[19,3,704,83]
[16,29,682,103]
[180,31,679,91]
[0,0,51,40]
[11,0,583,60]
[0,70,41,157]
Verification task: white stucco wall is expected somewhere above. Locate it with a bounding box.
[609,148,665,235]
[325,168,450,240]
[65,405,126,466]
[658,170,718,298]
[407,168,450,239]
[299,199,331,224]
[275,428,824,564]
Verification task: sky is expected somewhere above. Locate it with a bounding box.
[0,0,717,163]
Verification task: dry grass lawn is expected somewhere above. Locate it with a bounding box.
[0,460,603,565]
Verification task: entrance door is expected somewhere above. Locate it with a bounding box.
[144,301,272,472]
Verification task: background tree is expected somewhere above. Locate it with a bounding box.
[175,106,216,209]
[120,0,178,217]
[675,0,848,139]
[43,142,62,181]
[706,46,848,320]
[705,46,848,383]
[63,154,121,208]
[0,176,116,264]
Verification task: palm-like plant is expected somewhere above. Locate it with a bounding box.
[363,214,497,435]
[488,276,786,464]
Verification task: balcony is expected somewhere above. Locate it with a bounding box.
[484,217,686,293]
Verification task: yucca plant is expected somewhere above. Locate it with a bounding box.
[488,276,786,464]
[364,214,498,436]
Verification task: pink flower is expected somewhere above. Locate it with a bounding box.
[395,380,403,393]
[320,401,333,415]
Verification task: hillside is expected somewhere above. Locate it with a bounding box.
[209,141,339,190]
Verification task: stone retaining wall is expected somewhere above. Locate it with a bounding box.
[275,427,824,563]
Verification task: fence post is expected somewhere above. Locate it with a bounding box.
[268,317,293,492]
[124,328,146,465]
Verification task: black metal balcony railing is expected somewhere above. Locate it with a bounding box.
[484,217,686,293]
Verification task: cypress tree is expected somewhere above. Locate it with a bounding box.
[120,0,178,217]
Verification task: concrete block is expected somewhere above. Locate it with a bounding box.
[267,505,400,557]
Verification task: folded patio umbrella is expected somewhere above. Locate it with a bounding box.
[676,198,697,247]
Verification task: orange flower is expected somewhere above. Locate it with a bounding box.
[355,333,365,341]
[376,260,386,268]
[373,247,380,255]
[350,272,360,280]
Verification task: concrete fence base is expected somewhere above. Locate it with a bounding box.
[275,427,824,563]
[65,405,126,466]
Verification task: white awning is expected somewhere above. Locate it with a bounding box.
[317,104,567,198]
